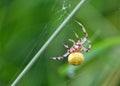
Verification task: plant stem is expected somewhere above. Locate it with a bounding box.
[11,0,87,86]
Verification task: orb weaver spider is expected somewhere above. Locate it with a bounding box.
[51,20,91,65]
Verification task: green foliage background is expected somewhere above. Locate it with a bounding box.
[0,0,120,86]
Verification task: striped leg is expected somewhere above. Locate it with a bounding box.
[50,52,70,60]
[81,40,91,52]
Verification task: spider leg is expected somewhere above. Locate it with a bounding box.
[81,37,87,44]
[74,20,89,45]
[63,43,69,49]
[50,52,70,60]
[62,43,72,52]
[68,39,75,44]
[74,20,88,39]
[81,40,91,52]
[73,30,80,40]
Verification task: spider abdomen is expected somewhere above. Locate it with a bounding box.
[68,52,84,66]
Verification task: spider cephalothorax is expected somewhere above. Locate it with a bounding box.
[51,20,91,65]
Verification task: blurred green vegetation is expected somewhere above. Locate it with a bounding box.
[0,0,120,86]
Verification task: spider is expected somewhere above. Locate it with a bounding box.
[51,20,91,65]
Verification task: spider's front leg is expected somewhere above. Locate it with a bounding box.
[74,20,88,39]
[75,20,89,44]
